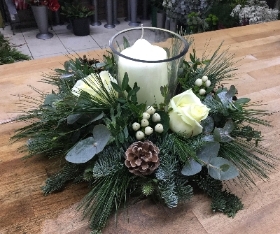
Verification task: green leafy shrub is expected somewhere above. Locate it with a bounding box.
[0,33,30,65]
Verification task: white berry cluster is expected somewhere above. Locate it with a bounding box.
[132,106,164,140]
[194,75,211,96]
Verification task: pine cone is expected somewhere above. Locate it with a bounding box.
[125,141,160,176]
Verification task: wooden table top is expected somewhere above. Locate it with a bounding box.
[1,21,280,234]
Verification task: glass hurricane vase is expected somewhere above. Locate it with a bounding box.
[109,26,189,106]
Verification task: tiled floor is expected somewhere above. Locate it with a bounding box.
[0,18,152,59]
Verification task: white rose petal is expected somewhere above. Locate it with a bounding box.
[136,131,145,140]
[132,122,140,131]
[71,71,117,98]
[154,124,164,133]
[141,119,149,127]
[194,78,203,86]
[144,126,153,135]
[199,89,206,95]
[168,89,210,138]
[142,112,150,119]
[202,76,208,82]
[146,106,156,115]
[152,113,161,122]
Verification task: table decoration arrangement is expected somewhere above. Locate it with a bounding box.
[12,26,276,233]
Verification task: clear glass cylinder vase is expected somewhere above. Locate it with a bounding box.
[109,27,189,106]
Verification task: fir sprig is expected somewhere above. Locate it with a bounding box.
[191,168,243,217]
[220,139,276,185]
[78,168,132,232]
[42,162,85,194]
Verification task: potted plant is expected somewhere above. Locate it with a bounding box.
[61,2,94,36]
[29,0,60,39]
[162,0,214,32]
[150,0,166,28]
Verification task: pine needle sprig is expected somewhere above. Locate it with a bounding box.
[155,136,182,208]
[220,139,276,185]
[190,168,243,217]
[179,42,238,93]
[42,162,85,194]
[91,146,125,178]
[78,168,132,232]
[171,134,205,162]
[201,44,238,84]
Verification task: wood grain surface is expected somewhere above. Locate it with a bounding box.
[1,21,280,234]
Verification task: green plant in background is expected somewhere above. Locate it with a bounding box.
[208,1,239,28]
[150,0,165,11]
[61,1,94,18]
[0,33,30,65]
[205,14,219,31]
[186,12,208,33]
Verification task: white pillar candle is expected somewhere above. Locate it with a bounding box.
[118,39,168,105]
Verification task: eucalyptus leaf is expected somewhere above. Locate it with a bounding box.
[65,137,97,163]
[201,116,214,134]
[234,98,250,106]
[87,112,104,124]
[213,120,234,142]
[217,90,230,106]
[94,62,106,68]
[216,85,236,107]
[92,124,111,153]
[66,124,111,163]
[181,159,202,176]
[223,120,234,133]
[67,114,82,124]
[226,85,236,99]
[208,157,239,180]
[44,94,58,106]
[197,142,220,164]
[202,135,215,142]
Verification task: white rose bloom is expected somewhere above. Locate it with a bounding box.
[169,89,210,138]
[72,71,117,98]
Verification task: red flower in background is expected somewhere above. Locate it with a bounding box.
[13,0,60,11]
